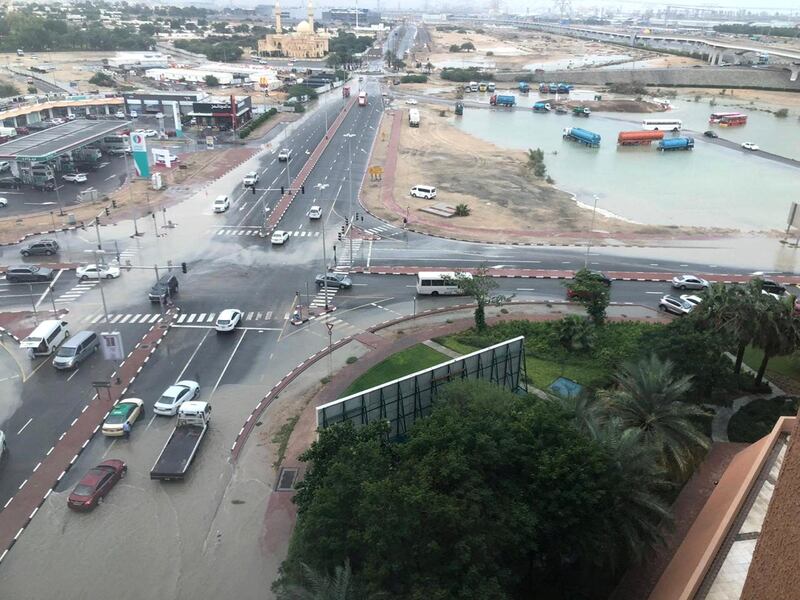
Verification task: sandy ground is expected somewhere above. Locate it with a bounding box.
[361,105,692,244]
[423,26,657,71]
[1,52,117,93]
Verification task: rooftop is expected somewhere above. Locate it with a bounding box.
[0,120,131,161]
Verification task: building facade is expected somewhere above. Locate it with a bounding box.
[258,0,329,59]
[321,8,381,25]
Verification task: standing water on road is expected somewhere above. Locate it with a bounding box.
[452,96,800,230]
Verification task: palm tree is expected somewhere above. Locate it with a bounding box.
[603,355,709,479]
[752,297,800,386]
[281,561,360,600]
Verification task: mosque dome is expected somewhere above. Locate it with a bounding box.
[296,20,312,33]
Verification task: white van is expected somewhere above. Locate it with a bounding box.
[410,185,436,200]
[20,319,70,358]
[416,271,472,296]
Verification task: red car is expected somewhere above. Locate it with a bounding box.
[67,459,127,511]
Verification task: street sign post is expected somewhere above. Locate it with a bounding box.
[99,331,125,361]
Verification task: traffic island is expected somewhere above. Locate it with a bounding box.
[0,310,178,564]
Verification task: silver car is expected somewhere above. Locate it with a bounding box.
[671,274,709,291]
[659,295,694,316]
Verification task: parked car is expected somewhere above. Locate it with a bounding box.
[308,205,322,219]
[278,148,293,161]
[680,294,704,307]
[659,294,694,315]
[271,230,290,245]
[213,195,230,213]
[0,177,21,189]
[142,129,158,137]
[760,279,787,296]
[101,399,144,436]
[703,130,718,138]
[155,153,179,165]
[0,429,6,460]
[85,113,98,120]
[0,197,7,208]
[5,265,54,282]
[20,239,59,256]
[315,272,353,289]
[148,273,178,302]
[114,110,126,119]
[62,172,88,183]
[153,380,200,416]
[671,274,709,290]
[76,263,120,280]
[741,142,759,151]
[215,309,242,332]
[67,460,127,511]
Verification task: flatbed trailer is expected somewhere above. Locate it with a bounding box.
[150,401,211,481]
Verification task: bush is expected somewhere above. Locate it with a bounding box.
[400,74,428,84]
[448,44,461,53]
[89,72,115,87]
[204,74,219,87]
[728,396,799,443]
[486,51,494,56]
[441,67,493,82]
[237,107,278,139]
[0,83,20,97]
[346,356,358,364]
[774,108,789,118]
[607,82,647,95]
[454,203,470,216]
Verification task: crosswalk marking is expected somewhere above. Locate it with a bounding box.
[187,314,196,323]
[148,314,161,323]
[81,311,277,325]
[131,313,141,323]
[198,313,206,322]
[246,311,254,320]
[177,314,187,323]
[215,227,320,238]
[109,314,122,324]
[120,314,132,323]
[206,313,216,322]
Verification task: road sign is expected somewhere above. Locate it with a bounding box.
[206,136,215,149]
[99,331,125,361]
[91,381,112,388]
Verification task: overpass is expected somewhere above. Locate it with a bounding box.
[458,18,800,81]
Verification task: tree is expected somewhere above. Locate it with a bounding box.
[89,72,115,87]
[0,82,20,97]
[278,561,360,600]
[556,315,595,355]
[460,41,476,52]
[451,266,509,331]
[526,148,547,178]
[211,22,228,33]
[563,268,610,325]
[448,44,461,53]
[138,23,157,36]
[752,297,800,386]
[603,354,709,479]
[425,60,433,73]
[203,74,219,87]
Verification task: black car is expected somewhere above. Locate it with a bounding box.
[20,239,59,257]
[760,279,786,296]
[587,270,612,286]
[703,130,719,139]
[148,273,179,302]
[5,265,54,283]
[0,177,22,189]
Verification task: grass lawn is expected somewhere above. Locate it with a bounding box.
[742,346,800,383]
[343,344,449,396]
[436,337,609,390]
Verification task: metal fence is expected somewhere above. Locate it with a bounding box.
[316,336,527,440]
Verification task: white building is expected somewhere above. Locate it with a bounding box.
[106,52,171,70]
[144,65,279,88]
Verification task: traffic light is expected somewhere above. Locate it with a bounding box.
[95,216,100,225]
[181,262,187,274]
[111,199,117,209]
[344,216,349,226]
[337,232,342,241]
[280,186,285,195]
[301,185,305,194]
[104,207,110,216]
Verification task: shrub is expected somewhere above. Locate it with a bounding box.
[728,396,799,443]
[486,51,494,56]
[89,72,115,87]
[237,107,278,139]
[774,108,789,118]
[454,203,470,216]
[607,82,647,95]
[400,74,428,84]
[441,67,493,82]
[449,44,461,53]
[346,356,358,364]
[204,74,219,87]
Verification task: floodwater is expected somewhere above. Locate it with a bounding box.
[524,54,633,71]
[452,93,800,230]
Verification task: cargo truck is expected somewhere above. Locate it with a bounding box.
[409,108,420,127]
[490,94,516,107]
[358,91,367,106]
[72,148,103,171]
[518,82,530,93]
[487,83,496,92]
[658,136,694,151]
[454,102,464,116]
[0,127,17,139]
[342,86,350,98]
[617,130,664,146]
[562,127,601,147]
[533,101,551,112]
[150,401,211,481]
[572,106,591,117]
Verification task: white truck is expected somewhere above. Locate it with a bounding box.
[0,127,17,139]
[409,109,420,128]
[243,171,259,188]
[150,401,211,481]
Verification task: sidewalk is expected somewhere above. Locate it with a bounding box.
[0,309,177,564]
[240,302,668,587]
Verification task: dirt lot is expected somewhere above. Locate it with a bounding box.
[360,106,705,244]
[666,87,800,111]
[1,51,116,93]
[423,26,657,71]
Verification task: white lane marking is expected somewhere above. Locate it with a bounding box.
[101,439,117,459]
[144,414,158,431]
[66,368,80,382]
[109,314,123,323]
[16,418,33,435]
[238,202,248,212]
[175,328,212,382]
[35,268,64,308]
[210,330,248,399]
[516,288,536,291]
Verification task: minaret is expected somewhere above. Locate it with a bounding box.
[274,0,282,34]
[307,0,314,31]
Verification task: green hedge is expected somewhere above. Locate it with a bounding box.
[400,74,428,84]
[237,108,278,139]
[728,396,799,443]
[441,67,494,82]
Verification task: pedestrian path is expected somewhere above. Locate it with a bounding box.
[363,223,401,238]
[214,228,321,238]
[81,310,277,326]
[118,247,139,263]
[315,312,359,334]
[55,280,98,303]
[336,239,362,270]
[310,286,339,309]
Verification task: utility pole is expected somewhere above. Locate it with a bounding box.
[585,194,599,268]
[122,149,141,237]
[343,133,356,267]
[321,225,329,310]
[86,250,110,324]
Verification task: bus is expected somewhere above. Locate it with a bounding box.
[709,111,741,123]
[719,113,748,127]
[641,119,682,132]
[415,271,472,296]
[100,134,130,154]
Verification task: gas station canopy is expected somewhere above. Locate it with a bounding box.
[0,120,131,162]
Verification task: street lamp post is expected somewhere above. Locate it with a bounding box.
[85,250,111,324]
[585,194,599,269]
[122,150,141,237]
[343,133,356,266]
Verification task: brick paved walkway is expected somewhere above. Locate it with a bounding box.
[0,310,177,564]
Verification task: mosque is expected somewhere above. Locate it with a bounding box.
[257,0,330,59]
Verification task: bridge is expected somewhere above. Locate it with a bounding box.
[458,18,800,81]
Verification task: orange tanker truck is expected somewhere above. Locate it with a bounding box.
[617,130,665,146]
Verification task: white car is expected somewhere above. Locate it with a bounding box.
[680,294,703,307]
[142,129,158,138]
[659,294,694,316]
[0,429,6,459]
[271,230,290,245]
[278,148,293,161]
[50,118,65,125]
[0,197,7,208]
[114,111,126,119]
[215,309,242,332]
[62,173,88,183]
[741,142,759,151]
[153,380,200,416]
[308,205,322,219]
[76,263,121,280]
[213,195,230,213]
[129,110,138,118]
[405,98,418,105]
